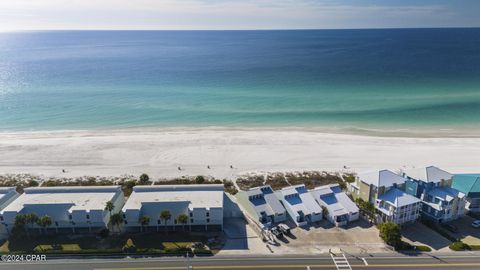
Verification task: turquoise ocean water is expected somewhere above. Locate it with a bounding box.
[0,29,479,134]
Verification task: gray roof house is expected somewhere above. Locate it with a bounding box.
[276,185,322,226]
[237,185,286,226]
[310,184,359,226]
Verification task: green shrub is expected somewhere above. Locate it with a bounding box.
[449,241,470,251]
[378,222,402,247]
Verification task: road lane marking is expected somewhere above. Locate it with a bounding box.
[362,258,368,265]
[95,262,480,269]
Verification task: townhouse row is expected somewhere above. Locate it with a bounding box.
[237,183,360,227]
[0,185,224,236]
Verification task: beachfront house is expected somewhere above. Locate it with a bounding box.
[275,184,322,226]
[354,169,421,224]
[122,185,224,232]
[353,169,407,204]
[452,174,480,213]
[237,185,286,226]
[402,166,466,223]
[310,184,359,226]
[376,188,422,225]
[0,186,125,234]
[0,187,20,237]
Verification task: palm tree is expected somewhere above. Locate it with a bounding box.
[177,214,189,232]
[36,215,52,234]
[110,212,124,233]
[160,210,171,234]
[25,213,39,237]
[138,215,150,232]
[105,201,115,217]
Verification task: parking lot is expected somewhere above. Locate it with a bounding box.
[267,219,388,254]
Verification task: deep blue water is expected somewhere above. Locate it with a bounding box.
[0,29,479,132]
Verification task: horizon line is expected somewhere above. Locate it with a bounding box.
[1,26,480,33]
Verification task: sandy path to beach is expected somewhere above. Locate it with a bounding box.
[0,129,478,179]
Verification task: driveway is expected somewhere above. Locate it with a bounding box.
[446,216,480,245]
[401,222,451,251]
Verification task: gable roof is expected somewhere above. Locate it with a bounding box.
[452,174,480,195]
[378,188,421,208]
[358,169,406,188]
[310,184,359,217]
[277,184,322,215]
[245,185,285,217]
[403,166,453,183]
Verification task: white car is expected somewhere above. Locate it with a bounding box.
[472,220,480,228]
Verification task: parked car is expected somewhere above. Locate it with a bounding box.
[472,220,480,228]
[443,224,459,233]
[278,223,291,234]
[270,227,283,238]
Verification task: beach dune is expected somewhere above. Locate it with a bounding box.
[0,129,479,179]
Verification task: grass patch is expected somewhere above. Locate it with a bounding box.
[5,232,212,255]
[450,241,471,251]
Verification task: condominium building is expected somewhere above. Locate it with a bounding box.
[0,187,20,236]
[122,185,224,231]
[0,186,125,233]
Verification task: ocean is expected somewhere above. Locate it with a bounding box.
[1,29,480,134]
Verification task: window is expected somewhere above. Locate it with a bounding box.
[68,215,72,220]
[124,220,128,224]
[157,220,161,224]
[0,216,4,221]
[86,214,90,219]
[207,218,210,223]
[206,212,210,217]
[190,219,194,224]
[55,221,58,226]
[174,219,177,225]
[190,212,193,217]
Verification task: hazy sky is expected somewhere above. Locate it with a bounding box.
[1,0,480,31]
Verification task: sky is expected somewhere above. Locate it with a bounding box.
[1,0,480,31]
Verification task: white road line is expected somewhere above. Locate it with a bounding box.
[306,266,311,270]
[362,258,369,265]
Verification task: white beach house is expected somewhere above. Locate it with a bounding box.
[376,188,422,224]
[237,185,287,226]
[0,187,20,236]
[276,184,322,226]
[310,184,359,226]
[0,186,125,233]
[354,169,421,225]
[122,185,224,232]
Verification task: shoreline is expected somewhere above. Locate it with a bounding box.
[1,125,480,138]
[0,128,479,179]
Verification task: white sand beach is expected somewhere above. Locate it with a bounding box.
[0,128,479,179]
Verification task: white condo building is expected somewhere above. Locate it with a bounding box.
[122,185,224,231]
[0,186,125,233]
[0,187,20,236]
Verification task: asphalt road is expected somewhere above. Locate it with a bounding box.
[1,253,480,270]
